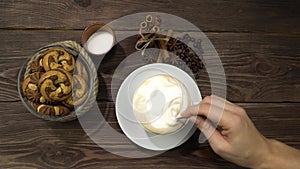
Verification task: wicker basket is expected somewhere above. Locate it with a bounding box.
[21,40,99,122]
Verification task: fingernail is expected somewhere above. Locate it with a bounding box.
[189,116,197,123]
[180,110,187,117]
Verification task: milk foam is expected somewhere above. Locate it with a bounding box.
[133,74,191,134]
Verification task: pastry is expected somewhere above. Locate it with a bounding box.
[42,48,75,72]
[39,68,73,102]
[22,72,43,102]
[74,61,89,82]
[62,75,88,107]
[22,46,90,117]
[29,59,44,73]
[36,104,70,116]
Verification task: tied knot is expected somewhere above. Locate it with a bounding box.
[135,15,173,62]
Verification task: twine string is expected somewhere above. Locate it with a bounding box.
[135,15,171,58]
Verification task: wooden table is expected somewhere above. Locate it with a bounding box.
[1,0,299,168]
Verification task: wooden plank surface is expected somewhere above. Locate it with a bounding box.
[0,0,299,168]
[0,102,299,169]
[0,30,299,102]
[0,0,299,33]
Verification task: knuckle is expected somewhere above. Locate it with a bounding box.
[200,121,213,133]
[237,106,246,115]
[199,102,210,113]
[241,109,247,116]
[202,96,212,104]
[186,105,200,116]
[213,143,227,154]
[199,101,209,108]
[230,114,243,126]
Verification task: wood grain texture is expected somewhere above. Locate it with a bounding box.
[0,102,299,169]
[0,0,299,33]
[0,0,299,168]
[0,30,299,102]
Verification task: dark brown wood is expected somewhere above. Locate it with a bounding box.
[0,30,299,102]
[0,102,299,168]
[0,0,299,33]
[0,0,299,168]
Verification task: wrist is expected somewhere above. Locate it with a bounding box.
[257,138,300,169]
[253,138,274,169]
[255,138,289,169]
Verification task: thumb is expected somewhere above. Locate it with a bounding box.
[189,116,229,152]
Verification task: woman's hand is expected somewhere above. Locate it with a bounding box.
[181,95,300,169]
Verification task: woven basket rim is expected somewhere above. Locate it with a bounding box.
[22,40,99,122]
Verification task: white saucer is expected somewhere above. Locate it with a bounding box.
[115,63,202,151]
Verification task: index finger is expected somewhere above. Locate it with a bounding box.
[181,102,231,128]
[203,95,243,114]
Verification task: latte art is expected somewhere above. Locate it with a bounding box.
[133,74,191,134]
